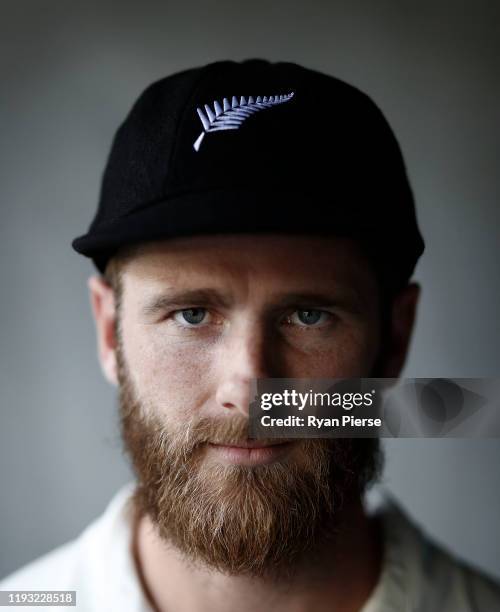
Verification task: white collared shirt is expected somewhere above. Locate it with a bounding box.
[1,482,499,611]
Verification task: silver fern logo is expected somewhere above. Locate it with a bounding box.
[193,91,295,151]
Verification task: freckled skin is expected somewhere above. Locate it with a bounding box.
[118,234,382,424]
[88,232,420,612]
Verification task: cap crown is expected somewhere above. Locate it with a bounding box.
[72,58,424,282]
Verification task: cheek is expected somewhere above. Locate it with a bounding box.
[121,323,217,418]
[283,321,380,378]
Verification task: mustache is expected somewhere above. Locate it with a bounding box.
[150,413,296,456]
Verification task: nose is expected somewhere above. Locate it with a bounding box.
[214,318,276,417]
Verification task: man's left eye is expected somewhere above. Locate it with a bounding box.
[173,308,208,326]
[288,309,331,327]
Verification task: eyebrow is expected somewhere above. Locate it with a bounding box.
[140,287,365,318]
[141,289,234,316]
[268,290,365,314]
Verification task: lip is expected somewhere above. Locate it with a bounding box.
[207,440,295,466]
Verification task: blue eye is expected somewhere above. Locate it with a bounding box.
[297,310,322,325]
[174,308,207,326]
[289,309,330,327]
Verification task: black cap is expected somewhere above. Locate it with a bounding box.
[72,58,424,287]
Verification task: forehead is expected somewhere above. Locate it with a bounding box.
[119,234,380,303]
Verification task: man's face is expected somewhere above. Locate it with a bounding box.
[112,234,385,578]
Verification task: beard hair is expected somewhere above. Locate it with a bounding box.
[116,333,383,580]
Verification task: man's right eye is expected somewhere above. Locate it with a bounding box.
[172,308,208,326]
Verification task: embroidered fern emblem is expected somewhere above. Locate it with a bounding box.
[193,91,295,151]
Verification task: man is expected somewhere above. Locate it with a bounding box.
[1,58,499,611]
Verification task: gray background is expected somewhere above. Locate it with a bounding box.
[1,0,499,582]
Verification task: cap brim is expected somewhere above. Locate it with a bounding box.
[72,186,424,278]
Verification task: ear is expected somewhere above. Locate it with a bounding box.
[88,275,119,386]
[379,282,421,378]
